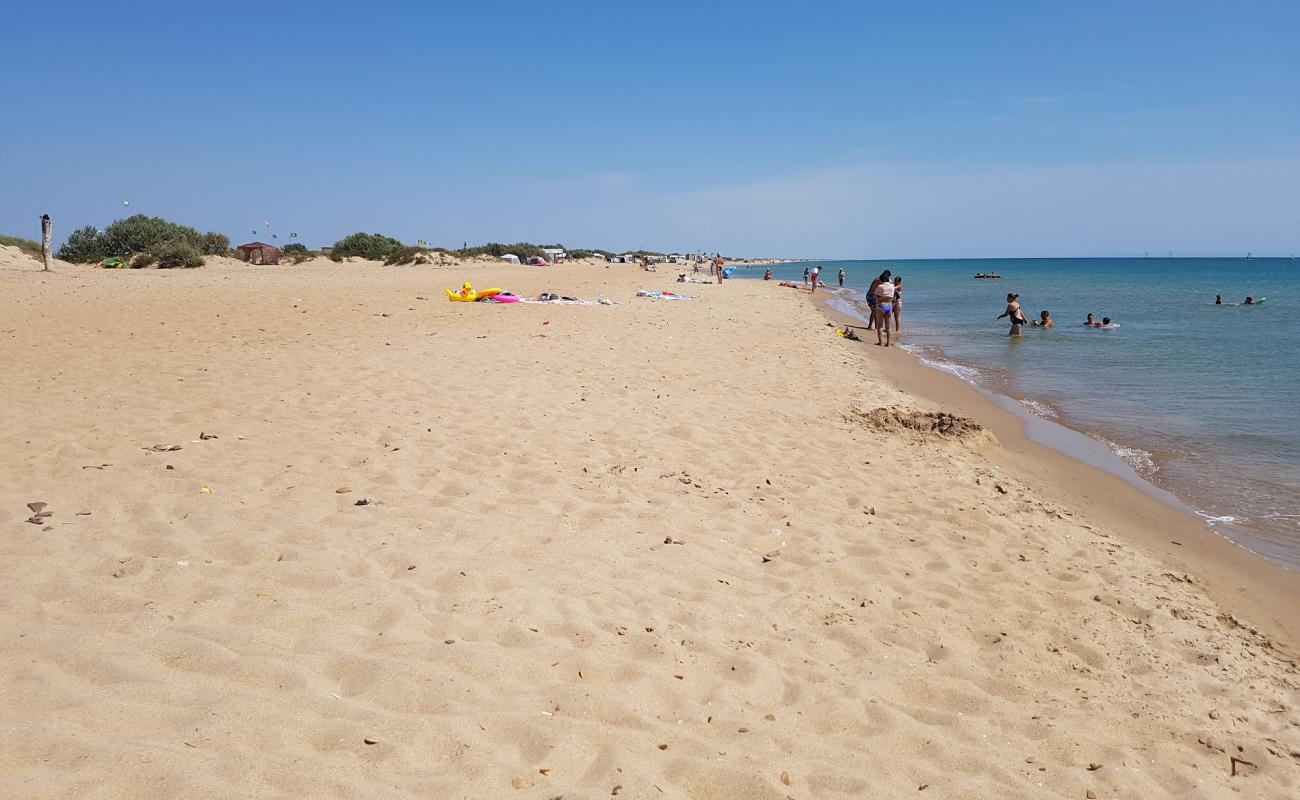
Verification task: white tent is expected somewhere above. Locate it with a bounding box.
[500,254,520,264]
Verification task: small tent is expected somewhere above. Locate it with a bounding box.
[237,241,281,265]
[500,253,520,264]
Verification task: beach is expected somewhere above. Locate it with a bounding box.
[2,249,1297,799]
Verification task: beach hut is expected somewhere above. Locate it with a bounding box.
[541,247,567,263]
[500,253,520,264]
[237,241,281,265]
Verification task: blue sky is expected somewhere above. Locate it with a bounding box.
[2,0,1297,257]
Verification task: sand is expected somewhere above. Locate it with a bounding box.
[1,247,1297,799]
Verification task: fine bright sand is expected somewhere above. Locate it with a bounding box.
[1,247,1297,799]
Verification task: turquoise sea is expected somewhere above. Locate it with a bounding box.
[736,258,1300,571]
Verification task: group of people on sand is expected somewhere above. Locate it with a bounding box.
[865,269,903,346]
[997,293,1117,336]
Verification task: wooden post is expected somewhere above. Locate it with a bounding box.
[40,214,53,271]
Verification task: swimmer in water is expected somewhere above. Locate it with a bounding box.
[1085,313,1100,327]
[1031,310,1053,328]
[1216,294,1222,304]
[1244,296,1255,305]
[1102,316,1112,327]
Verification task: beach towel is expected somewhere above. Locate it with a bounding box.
[636,290,693,301]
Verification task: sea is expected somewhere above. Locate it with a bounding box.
[734,258,1300,572]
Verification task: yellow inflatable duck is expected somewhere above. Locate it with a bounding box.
[445,281,503,302]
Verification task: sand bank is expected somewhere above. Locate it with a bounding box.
[1,252,1296,798]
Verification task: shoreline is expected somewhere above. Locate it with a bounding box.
[769,260,1300,577]
[807,285,1300,653]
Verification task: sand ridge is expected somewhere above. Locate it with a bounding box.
[1,254,1297,798]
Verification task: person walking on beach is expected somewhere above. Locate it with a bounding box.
[997,293,1026,336]
[874,276,897,346]
[838,268,845,287]
[803,266,810,287]
[810,265,820,292]
[891,276,903,332]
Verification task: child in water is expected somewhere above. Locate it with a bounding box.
[1031,310,1053,328]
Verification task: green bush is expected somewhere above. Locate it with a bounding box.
[281,242,309,254]
[56,215,225,264]
[330,232,404,260]
[454,242,551,261]
[0,234,43,257]
[130,252,157,268]
[384,245,430,265]
[58,225,106,262]
[152,240,204,269]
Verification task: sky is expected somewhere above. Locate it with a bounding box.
[1,0,1297,258]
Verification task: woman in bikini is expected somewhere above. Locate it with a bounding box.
[891,276,903,332]
[874,277,897,346]
[996,293,1026,336]
[865,269,891,331]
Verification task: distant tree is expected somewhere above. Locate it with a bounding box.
[58,225,109,262]
[454,242,547,260]
[330,232,404,260]
[281,242,309,254]
[56,214,224,265]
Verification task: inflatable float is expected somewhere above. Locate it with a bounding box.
[445,282,503,302]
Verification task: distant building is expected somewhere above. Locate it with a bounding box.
[236,241,281,265]
[540,247,567,262]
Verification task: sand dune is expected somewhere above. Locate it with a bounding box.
[1,253,1296,798]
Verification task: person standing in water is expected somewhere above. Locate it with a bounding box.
[802,266,810,286]
[1216,294,1222,305]
[810,264,821,292]
[874,275,896,346]
[838,267,845,287]
[891,276,903,332]
[997,293,1026,336]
